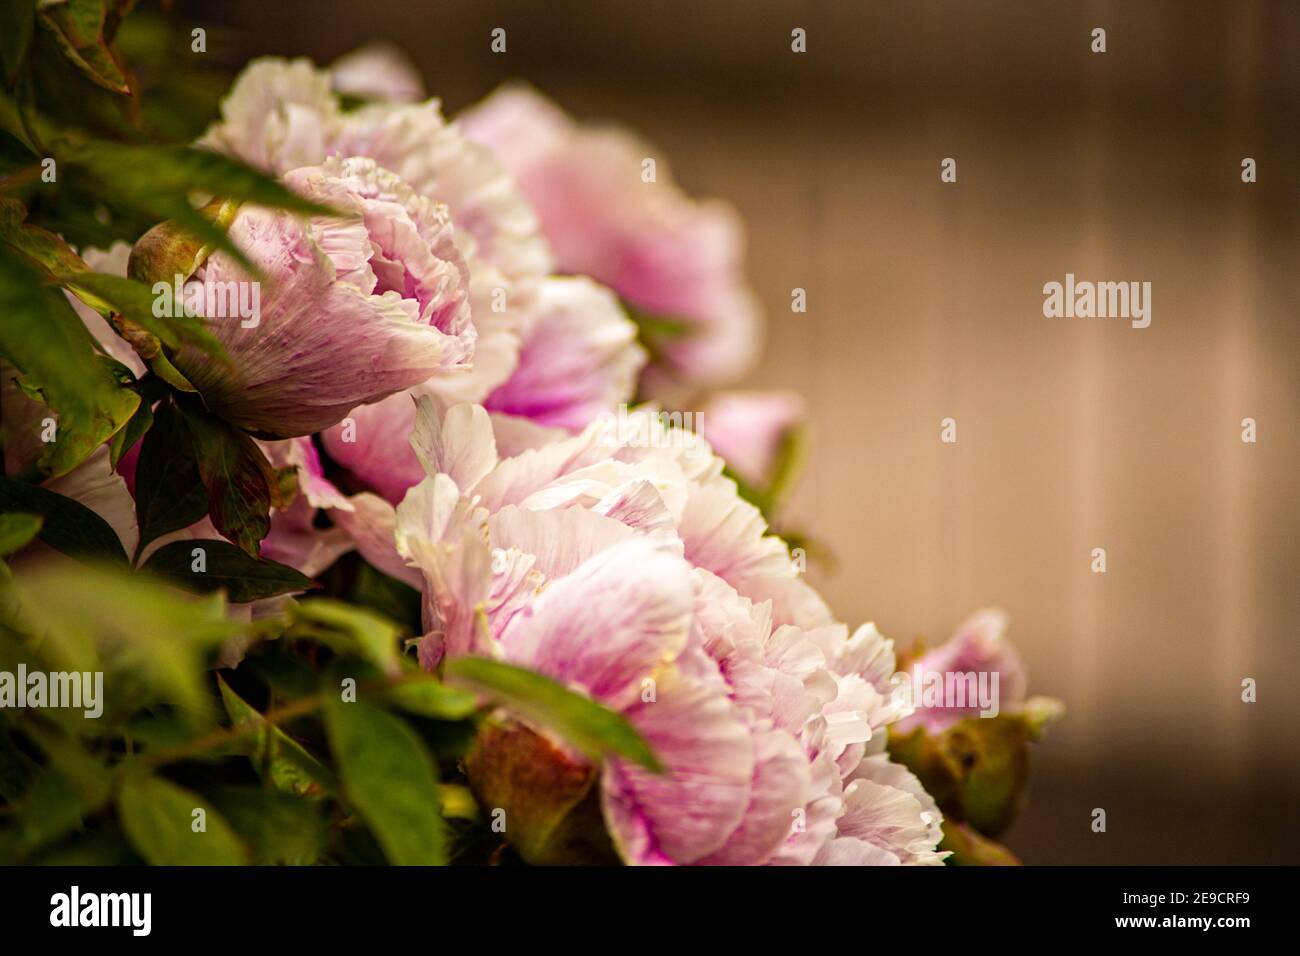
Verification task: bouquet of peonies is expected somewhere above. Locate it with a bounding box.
[0,17,1057,866]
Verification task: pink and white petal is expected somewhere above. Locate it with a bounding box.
[426,284,521,404]
[335,100,551,300]
[602,666,754,865]
[689,568,771,661]
[699,390,805,491]
[482,547,543,640]
[68,244,147,379]
[487,505,637,581]
[259,437,353,512]
[895,607,1027,734]
[697,724,811,866]
[607,404,726,489]
[833,622,900,696]
[321,392,423,504]
[593,479,676,535]
[471,425,608,512]
[515,455,690,525]
[498,537,693,710]
[736,571,836,631]
[485,411,569,458]
[822,673,883,776]
[812,838,903,866]
[329,42,425,103]
[484,276,645,431]
[175,194,470,438]
[409,398,498,492]
[460,85,760,392]
[766,749,842,866]
[395,474,495,657]
[260,503,353,578]
[293,157,474,344]
[199,57,339,173]
[837,754,947,866]
[677,481,800,604]
[330,492,421,589]
[458,85,574,177]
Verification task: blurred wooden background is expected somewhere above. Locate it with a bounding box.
[196,0,1300,863]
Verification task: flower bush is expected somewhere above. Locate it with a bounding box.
[0,12,1056,866]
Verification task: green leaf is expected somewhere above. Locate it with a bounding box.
[22,719,112,810]
[383,678,477,720]
[29,829,139,866]
[0,512,42,556]
[56,270,229,361]
[3,719,113,855]
[0,714,38,802]
[12,768,90,854]
[12,562,239,718]
[0,249,139,478]
[131,398,208,560]
[439,783,479,822]
[1,201,224,383]
[324,696,445,865]
[68,144,342,275]
[291,599,403,677]
[216,675,334,797]
[174,397,274,557]
[0,1,37,84]
[37,0,130,95]
[73,142,335,218]
[0,199,89,282]
[0,477,127,564]
[143,539,315,603]
[444,656,662,772]
[116,772,247,865]
[206,787,328,865]
[107,384,153,469]
[349,559,422,633]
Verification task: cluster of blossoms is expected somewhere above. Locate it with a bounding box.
[3,47,1050,865]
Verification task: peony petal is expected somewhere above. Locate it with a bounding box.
[409,398,498,492]
[697,723,810,866]
[836,754,947,865]
[602,665,754,865]
[487,505,637,581]
[330,492,422,590]
[484,276,645,431]
[498,536,693,710]
[329,42,425,103]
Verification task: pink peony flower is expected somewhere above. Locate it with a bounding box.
[459,85,763,397]
[380,398,944,865]
[201,57,551,409]
[202,58,662,491]
[165,156,474,438]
